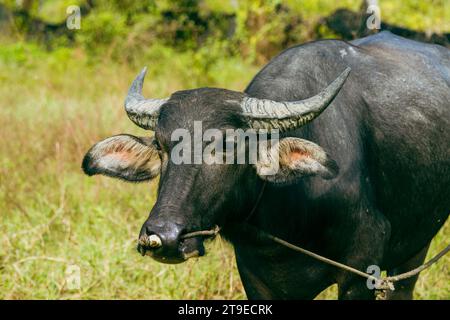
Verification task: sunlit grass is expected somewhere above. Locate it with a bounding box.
[0,48,253,299]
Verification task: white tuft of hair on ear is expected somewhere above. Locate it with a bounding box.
[82,134,161,182]
[256,137,338,184]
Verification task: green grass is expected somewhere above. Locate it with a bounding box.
[0,44,253,299]
[0,39,448,299]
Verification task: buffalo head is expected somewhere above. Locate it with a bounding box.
[82,67,349,264]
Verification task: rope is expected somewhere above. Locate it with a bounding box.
[180,181,266,239]
[179,182,449,298]
[267,233,376,281]
[384,244,450,282]
[181,225,220,239]
[244,182,267,223]
[265,231,450,293]
[181,224,449,298]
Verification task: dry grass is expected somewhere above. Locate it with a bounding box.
[0,45,448,300]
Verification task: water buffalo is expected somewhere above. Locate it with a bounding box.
[82,31,449,299]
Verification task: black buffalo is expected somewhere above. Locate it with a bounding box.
[82,32,449,299]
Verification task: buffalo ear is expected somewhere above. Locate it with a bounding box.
[82,134,161,182]
[255,137,338,185]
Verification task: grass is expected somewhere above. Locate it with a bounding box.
[0,39,448,299]
[0,44,253,299]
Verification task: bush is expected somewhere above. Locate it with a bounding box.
[2,0,449,65]
[77,10,127,58]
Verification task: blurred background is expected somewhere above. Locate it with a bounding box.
[0,0,448,299]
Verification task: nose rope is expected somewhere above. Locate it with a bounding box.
[253,227,450,299]
[178,181,267,240]
[178,181,449,300]
[140,182,266,248]
[138,182,449,300]
[181,225,221,239]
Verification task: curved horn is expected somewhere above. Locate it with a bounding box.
[124,67,169,130]
[241,67,351,131]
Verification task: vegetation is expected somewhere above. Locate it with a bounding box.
[0,0,448,299]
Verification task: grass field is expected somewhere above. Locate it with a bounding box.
[0,41,448,300]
